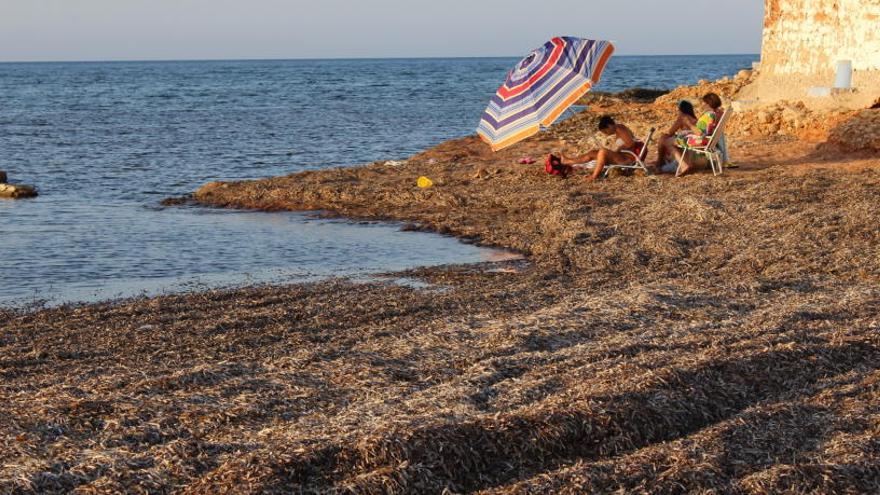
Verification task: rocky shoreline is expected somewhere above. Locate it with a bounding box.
[2,82,880,492]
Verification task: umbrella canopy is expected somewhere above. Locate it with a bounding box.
[477,37,615,152]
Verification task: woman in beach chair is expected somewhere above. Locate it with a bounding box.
[653,100,698,172]
[558,115,643,181]
[674,92,725,176]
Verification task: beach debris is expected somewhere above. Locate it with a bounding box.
[605,167,625,178]
[473,168,505,180]
[517,156,536,165]
[6,159,880,493]
[417,176,434,188]
[385,160,407,167]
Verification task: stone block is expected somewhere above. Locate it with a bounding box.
[808,87,832,97]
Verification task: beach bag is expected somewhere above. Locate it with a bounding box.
[545,154,573,178]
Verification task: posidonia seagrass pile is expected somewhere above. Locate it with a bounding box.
[3,101,880,493]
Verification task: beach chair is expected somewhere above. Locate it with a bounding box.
[574,127,656,177]
[675,109,732,177]
[607,127,655,176]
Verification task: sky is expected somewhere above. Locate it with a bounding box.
[0,0,764,62]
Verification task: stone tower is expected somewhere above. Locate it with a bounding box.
[745,0,880,107]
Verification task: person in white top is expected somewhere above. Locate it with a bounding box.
[559,115,643,181]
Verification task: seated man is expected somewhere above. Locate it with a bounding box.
[559,115,642,181]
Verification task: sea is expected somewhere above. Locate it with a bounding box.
[0,55,757,307]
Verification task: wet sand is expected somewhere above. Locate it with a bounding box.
[2,95,880,493]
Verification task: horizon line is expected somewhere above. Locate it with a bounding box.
[0,53,760,65]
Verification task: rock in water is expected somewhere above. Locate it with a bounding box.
[0,183,38,199]
[0,170,7,183]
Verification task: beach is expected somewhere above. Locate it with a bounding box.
[0,56,757,306]
[3,81,880,493]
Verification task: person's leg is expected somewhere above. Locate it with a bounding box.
[590,149,608,179]
[653,134,672,166]
[674,148,693,177]
[658,138,681,172]
[590,149,634,180]
[561,149,598,165]
[659,136,681,167]
[717,135,737,168]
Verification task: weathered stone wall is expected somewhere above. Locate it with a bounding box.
[761,0,880,87]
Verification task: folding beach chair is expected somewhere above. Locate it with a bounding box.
[676,109,732,177]
[575,127,656,177]
[608,127,655,176]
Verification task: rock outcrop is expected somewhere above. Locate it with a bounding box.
[0,173,38,199]
[822,109,880,152]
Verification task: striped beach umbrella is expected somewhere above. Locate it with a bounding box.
[477,37,615,152]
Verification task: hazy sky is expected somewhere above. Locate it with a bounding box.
[0,0,764,62]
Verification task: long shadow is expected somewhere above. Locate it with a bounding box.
[503,402,836,494]
[235,340,879,493]
[579,370,880,493]
[716,403,834,483]
[505,399,870,493]
[717,402,879,492]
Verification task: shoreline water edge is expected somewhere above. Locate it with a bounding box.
[2,74,880,492]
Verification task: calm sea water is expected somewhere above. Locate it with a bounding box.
[0,55,756,306]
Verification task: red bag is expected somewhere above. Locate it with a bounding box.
[545,154,573,178]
